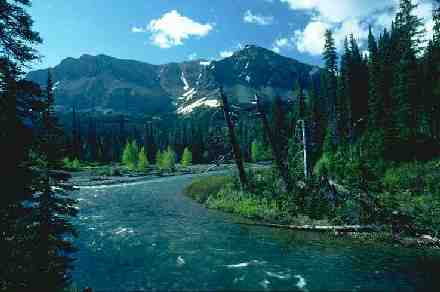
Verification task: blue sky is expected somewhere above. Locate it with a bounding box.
[29,0,435,70]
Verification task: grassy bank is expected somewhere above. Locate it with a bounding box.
[185,158,440,245]
[185,169,331,226]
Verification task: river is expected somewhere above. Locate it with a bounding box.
[71,173,440,291]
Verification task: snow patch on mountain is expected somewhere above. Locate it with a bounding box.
[200,61,211,66]
[177,97,220,114]
[178,88,197,102]
[181,72,190,91]
[53,81,61,91]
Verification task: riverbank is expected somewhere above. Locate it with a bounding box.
[69,163,238,187]
[184,171,440,249]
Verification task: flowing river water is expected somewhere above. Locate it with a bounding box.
[72,173,440,291]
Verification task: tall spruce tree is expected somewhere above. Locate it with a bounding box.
[323,29,339,147]
[0,1,43,290]
[390,0,424,155]
[367,26,383,129]
[30,71,77,290]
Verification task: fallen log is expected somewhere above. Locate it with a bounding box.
[236,221,379,233]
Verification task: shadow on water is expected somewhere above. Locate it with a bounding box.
[71,174,440,291]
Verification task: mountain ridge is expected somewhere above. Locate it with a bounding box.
[27,45,321,116]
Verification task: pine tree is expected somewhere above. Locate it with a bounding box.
[272,95,288,152]
[348,35,369,140]
[137,146,149,171]
[122,140,138,170]
[181,147,192,167]
[391,0,424,154]
[323,29,339,147]
[31,71,77,290]
[0,1,42,287]
[431,3,440,139]
[156,149,164,169]
[367,26,383,129]
[336,37,351,142]
[159,146,176,171]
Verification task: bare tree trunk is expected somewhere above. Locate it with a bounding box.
[255,94,293,192]
[301,120,310,180]
[220,88,248,189]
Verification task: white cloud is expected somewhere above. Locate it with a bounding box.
[139,10,213,48]
[271,37,292,53]
[280,0,395,22]
[294,21,330,55]
[220,50,234,58]
[278,0,434,56]
[243,10,274,26]
[132,26,146,33]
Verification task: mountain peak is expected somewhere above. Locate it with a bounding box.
[232,45,279,59]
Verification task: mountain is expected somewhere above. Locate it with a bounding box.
[27,45,320,117]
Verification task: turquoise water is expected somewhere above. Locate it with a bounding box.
[72,174,440,291]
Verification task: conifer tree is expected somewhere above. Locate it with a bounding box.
[323,29,339,146]
[122,140,138,170]
[0,1,42,288]
[137,146,149,171]
[156,149,164,169]
[30,71,77,290]
[367,26,383,129]
[391,0,424,151]
[181,147,192,167]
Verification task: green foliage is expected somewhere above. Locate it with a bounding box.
[137,147,149,171]
[122,140,139,170]
[250,140,271,162]
[184,175,232,203]
[181,147,192,167]
[206,186,285,222]
[378,160,440,237]
[63,157,82,171]
[157,146,176,171]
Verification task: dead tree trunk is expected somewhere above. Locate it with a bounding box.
[301,119,311,180]
[220,88,248,189]
[255,94,293,192]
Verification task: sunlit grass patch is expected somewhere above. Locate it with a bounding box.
[184,175,232,203]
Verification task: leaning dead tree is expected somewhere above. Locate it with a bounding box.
[220,88,248,189]
[253,94,293,192]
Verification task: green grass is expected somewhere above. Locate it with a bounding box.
[206,186,285,222]
[185,174,289,222]
[184,175,232,203]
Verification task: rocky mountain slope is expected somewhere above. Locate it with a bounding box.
[27,45,320,117]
